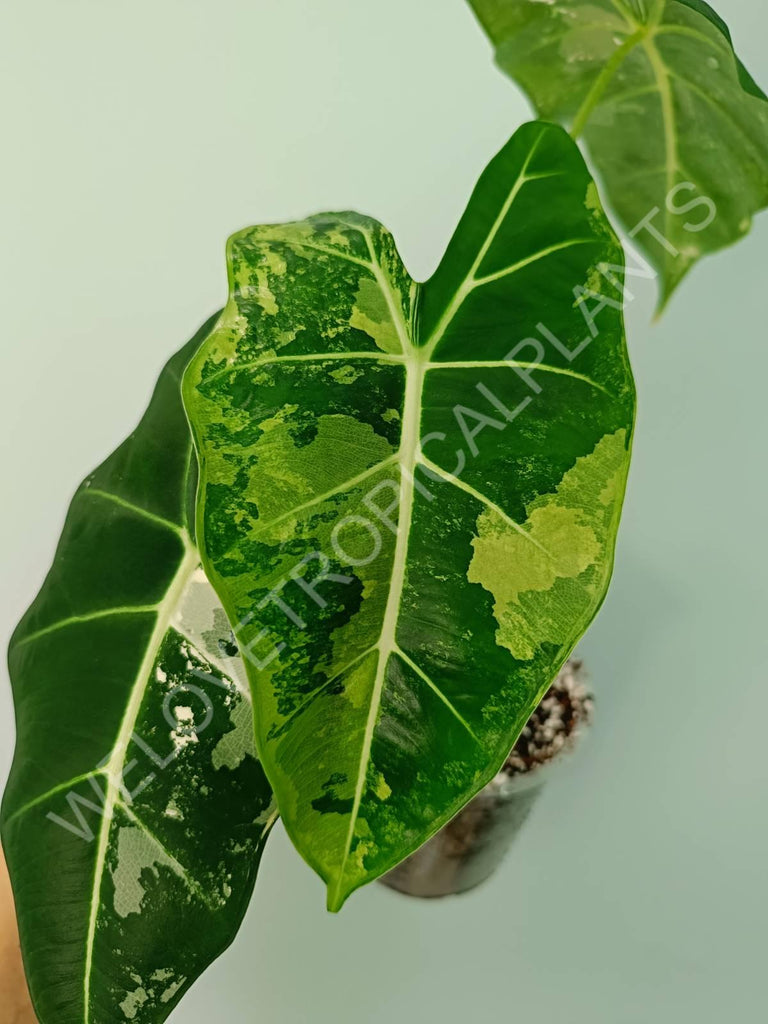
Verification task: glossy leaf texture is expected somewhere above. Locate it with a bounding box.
[468,0,768,308]
[1,318,275,1024]
[184,121,636,911]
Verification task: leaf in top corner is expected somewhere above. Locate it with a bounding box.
[468,0,768,308]
[1,317,275,1024]
[183,121,636,911]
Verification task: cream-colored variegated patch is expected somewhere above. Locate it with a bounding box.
[468,430,629,660]
[111,827,176,919]
[212,698,255,771]
[172,568,250,696]
[120,983,148,1020]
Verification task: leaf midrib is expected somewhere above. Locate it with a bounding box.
[317,139,561,906]
[326,320,426,912]
[82,538,199,1022]
[324,134,595,904]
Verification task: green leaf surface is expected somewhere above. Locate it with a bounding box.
[183,121,636,911]
[2,319,275,1024]
[468,0,768,307]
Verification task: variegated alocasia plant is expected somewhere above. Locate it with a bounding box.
[183,120,636,911]
[1,320,275,1024]
[2,0,764,1012]
[467,0,768,308]
[4,119,637,1023]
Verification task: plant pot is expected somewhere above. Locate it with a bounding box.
[380,660,593,899]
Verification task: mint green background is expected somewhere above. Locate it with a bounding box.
[1,2,766,1021]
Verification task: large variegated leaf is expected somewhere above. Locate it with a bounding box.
[468,0,768,308]
[184,121,636,911]
[1,319,275,1024]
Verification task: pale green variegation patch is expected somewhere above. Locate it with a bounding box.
[212,700,256,771]
[111,826,178,920]
[350,277,404,353]
[469,429,629,660]
[184,122,636,910]
[468,0,768,307]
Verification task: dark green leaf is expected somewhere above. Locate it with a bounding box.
[1,318,275,1024]
[468,0,768,308]
[183,122,636,911]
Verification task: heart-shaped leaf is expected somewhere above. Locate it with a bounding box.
[468,0,768,308]
[184,121,636,911]
[1,319,275,1024]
